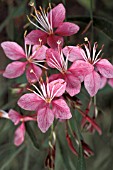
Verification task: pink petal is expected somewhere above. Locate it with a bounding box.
[46,48,62,68]
[69,60,94,82]
[9,109,21,125]
[49,73,63,82]
[1,41,25,60]
[108,78,113,88]
[47,35,64,49]
[96,59,113,78]
[32,45,48,60]
[84,71,101,97]
[55,22,79,36]
[48,79,66,97]
[14,123,25,146]
[23,116,36,122]
[18,93,43,111]
[26,63,42,83]
[3,61,26,78]
[25,30,47,45]
[37,105,54,133]
[100,76,107,89]
[48,3,65,28]
[63,46,83,62]
[52,99,72,119]
[65,72,81,96]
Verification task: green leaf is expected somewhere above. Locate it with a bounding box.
[67,16,113,41]
[0,0,27,33]
[25,122,39,151]
[69,112,86,170]
[13,0,28,18]
[57,137,73,170]
[76,0,95,10]
[0,144,24,170]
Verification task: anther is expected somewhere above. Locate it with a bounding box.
[29,2,34,7]
[84,37,88,42]
[24,30,27,38]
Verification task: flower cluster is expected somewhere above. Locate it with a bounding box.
[1,3,113,159]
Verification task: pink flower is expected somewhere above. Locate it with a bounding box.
[46,44,93,96]
[9,109,36,146]
[108,78,113,88]
[18,79,72,133]
[25,3,79,48]
[64,40,113,96]
[1,41,48,83]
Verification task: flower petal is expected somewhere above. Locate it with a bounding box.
[108,78,113,88]
[18,93,43,111]
[48,3,65,28]
[14,123,25,146]
[3,61,26,78]
[1,41,25,60]
[37,105,54,133]
[25,30,47,45]
[96,59,113,78]
[52,99,72,119]
[48,79,66,98]
[55,22,80,36]
[46,48,62,68]
[32,45,48,60]
[63,46,83,62]
[47,35,63,49]
[100,76,107,89]
[26,63,42,83]
[65,72,81,96]
[9,109,21,125]
[84,71,101,97]
[69,60,94,82]
[49,73,62,82]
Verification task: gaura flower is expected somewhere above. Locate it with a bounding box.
[9,109,36,146]
[25,3,79,48]
[18,78,72,133]
[63,39,113,96]
[46,42,93,96]
[1,41,48,83]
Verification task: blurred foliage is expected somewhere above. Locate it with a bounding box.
[0,0,113,170]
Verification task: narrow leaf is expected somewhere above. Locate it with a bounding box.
[25,122,39,151]
[67,16,113,41]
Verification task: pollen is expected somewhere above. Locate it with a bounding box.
[84,37,88,42]
[46,98,51,103]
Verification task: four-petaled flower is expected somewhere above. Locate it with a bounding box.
[46,43,93,96]
[1,41,48,83]
[63,40,113,96]
[9,109,36,146]
[25,3,79,48]
[18,79,72,133]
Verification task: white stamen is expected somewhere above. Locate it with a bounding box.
[32,84,45,100]
[28,4,53,34]
[84,45,90,60]
[51,84,64,100]
[32,62,48,70]
[28,45,31,56]
[27,16,48,33]
[50,85,55,98]
[49,59,62,72]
